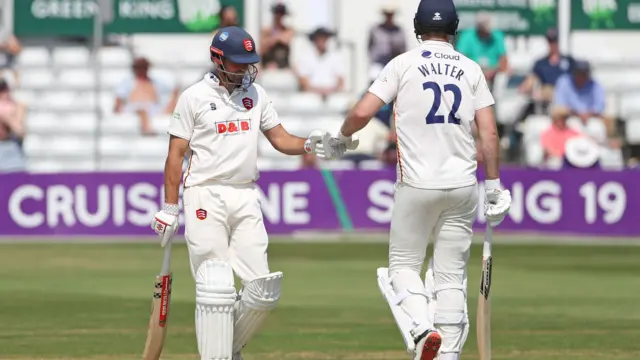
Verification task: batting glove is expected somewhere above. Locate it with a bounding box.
[484,179,511,227]
[305,130,342,159]
[336,131,360,151]
[151,203,180,247]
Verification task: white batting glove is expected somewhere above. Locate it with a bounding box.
[484,179,511,227]
[151,203,180,247]
[336,131,360,151]
[305,130,343,159]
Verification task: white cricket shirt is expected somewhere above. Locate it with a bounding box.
[168,73,281,187]
[369,40,495,189]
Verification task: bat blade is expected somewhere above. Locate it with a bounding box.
[142,272,172,360]
[477,224,493,360]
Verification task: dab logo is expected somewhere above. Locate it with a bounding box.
[216,120,251,135]
[177,0,222,32]
[582,0,617,29]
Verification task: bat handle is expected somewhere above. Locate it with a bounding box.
[483,223,493,258]
[160,240,173,274]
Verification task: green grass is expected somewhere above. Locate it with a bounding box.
[1,242,640,360]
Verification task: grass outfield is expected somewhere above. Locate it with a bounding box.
[1,242,640,360]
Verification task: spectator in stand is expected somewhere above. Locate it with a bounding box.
[0,32,21,86]
[553,60,615,137]
[295,27,345,96]
[519,28,574,111]
[368,3,406,78]
[456,12,509,86]
[541,106,581,164]
[114,57,178,135]
[0,80,26,172]
[219,5,238,28]
[260,3,294,70]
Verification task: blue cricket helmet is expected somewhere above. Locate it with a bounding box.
[414,0,459,38]
[211,26,260,64]
[210,26,260,90]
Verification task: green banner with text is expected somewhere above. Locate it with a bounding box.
[571,0,640,30]
[14,0,244,37]
[454,0,557,35]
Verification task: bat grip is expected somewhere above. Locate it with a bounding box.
[160,240,172,274]
[483,223,493,258]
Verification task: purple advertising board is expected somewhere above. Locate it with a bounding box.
[0,169,638,236]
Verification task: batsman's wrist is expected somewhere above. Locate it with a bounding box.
[162,203,179,216]
[485,179,501,191]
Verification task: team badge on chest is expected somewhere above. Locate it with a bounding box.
[242,97,253,110]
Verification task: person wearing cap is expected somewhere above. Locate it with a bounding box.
[519,28,574,104]
[260,2,294,69]
[368,3,407,69]
[553,59,614,133]
[114,57,179,135]
[150,26,347,360]
[456,12,509,84]
[295,27,345,96]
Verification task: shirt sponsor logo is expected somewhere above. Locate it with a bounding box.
[216,119,251,134]
[435,53,460,60]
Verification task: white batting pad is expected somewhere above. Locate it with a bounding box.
[377,267,426,353]
[425,257,469,356]
[195,259,237,360]
[233,272,283,354]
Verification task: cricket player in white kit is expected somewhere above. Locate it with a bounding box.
[150,26,350,360]
[332,1,511,359]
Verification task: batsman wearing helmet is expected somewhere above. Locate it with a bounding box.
[332,1,511,359]
[150,26,348,360]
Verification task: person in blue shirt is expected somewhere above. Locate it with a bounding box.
[519,28,574,105]
[553,60,605,122]
[456,12,509,85]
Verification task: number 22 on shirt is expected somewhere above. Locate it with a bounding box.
[423,81,461,125]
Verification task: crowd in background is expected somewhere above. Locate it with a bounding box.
[0,1,638,173]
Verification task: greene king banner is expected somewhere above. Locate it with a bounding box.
[14,0,244,36]
[0,169,638,236]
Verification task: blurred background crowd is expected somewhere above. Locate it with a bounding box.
[1,0,640,174]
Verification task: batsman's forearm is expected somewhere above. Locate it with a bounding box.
[480,131,500,180]
[340,114,367,137]
[164,155,183,204]
[277,136,307,155]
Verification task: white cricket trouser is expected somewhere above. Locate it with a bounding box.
[183,182,270,283]
[388,183,477,275]
[389,183,477,358]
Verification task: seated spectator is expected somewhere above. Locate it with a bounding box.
[541,106,581,163]
[553,60,615,136]
[295,27,345,96]
[260,3,294,70]
[0,80,26,172]
[456,12,509,86]
[368,3,406,76]
[519,28,574,108]
[0,32,21,87]
[114,57,178,135]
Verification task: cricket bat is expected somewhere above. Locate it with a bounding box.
[142,241,173,360]
[477,223,493,360]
